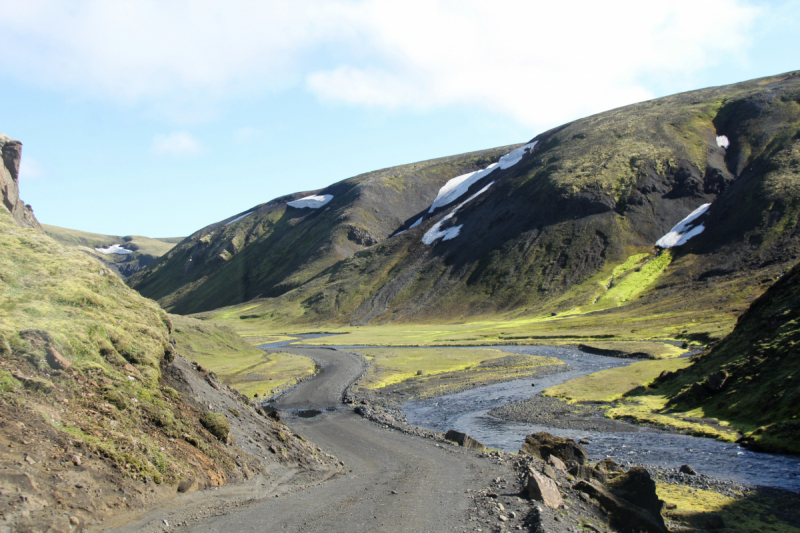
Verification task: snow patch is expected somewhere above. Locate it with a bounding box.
[716,135,730,149]
[429,164,497,213]
[287,194,333,209]
[95,244,133,255]
[409,217,423,229]
[423,182,494,245]
[498,141,537,169]
[225,212,252,226]
[655,203,711,248]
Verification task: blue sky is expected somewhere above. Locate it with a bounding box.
[1,0,798,237]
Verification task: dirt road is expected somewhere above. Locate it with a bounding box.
[110,348,515,532]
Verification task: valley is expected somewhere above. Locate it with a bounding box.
[2,69,800,533]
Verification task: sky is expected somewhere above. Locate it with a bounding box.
[1,0,798,238]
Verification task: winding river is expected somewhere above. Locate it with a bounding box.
[267,338,800,492]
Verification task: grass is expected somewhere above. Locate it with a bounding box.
[43,224,180,257]
[543,358,740,440]
[170,315,314,399]
[543,359,693,403]
[355,347,561,389]
[657,484,800,533]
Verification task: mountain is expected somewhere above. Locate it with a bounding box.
[0,136,333,531]
[43,224,182,277]
[127,145,519,313]
[167,71,799,339]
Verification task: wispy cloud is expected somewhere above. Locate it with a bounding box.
[0,0,764,130]
[152,132,202,156]
[233,127,264,143]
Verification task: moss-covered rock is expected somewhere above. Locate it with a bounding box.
[200,412,230,441]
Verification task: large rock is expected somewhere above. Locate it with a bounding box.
[0,133,41,230]
[606,467,666,524]
[526,469,563,509]
[592,457,624,482]
[201,412,230,441]
[444,430,487,451]
[519,432,588,465]
[45,346,71,371]
[573,478,667,533]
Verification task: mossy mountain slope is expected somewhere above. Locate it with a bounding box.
[203,71,800,329]
[43,223,181,278]
[651,259,800,454]
[128,145,519,314]
[0,181,333,530]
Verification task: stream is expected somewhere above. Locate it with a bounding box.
[267,338,800,492]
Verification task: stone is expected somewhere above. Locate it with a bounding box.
[499,515,508,522]
[569,464,592,480]
[123,363,137,374]
[445,430,487,451]
[71,455,81,466]
[605,467,666,529]
[543,464,557,480]
[526,470,563,509]
[45,346,71,370]
[573,479,667,533]
[548,455,567,472]
[519,432,588,465]
[69,516,80,526]
[679,464,697,475]
[0,134,41,229]
[177,478,197,493]
[592,457,624,482]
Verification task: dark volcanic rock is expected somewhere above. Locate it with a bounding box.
[573,478,667,533]
[606,467,666,527]
[444,429,487,451]
[519,432,588,465]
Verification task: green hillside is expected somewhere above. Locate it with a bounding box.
[195,71,800,343]
[43,224,181,277]
[128,145,519,313]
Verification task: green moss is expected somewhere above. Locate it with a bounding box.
[201,412,230,441]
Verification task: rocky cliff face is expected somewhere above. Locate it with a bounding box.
[0,133,41,230]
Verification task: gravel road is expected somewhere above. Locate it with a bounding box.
[108,347,512,533]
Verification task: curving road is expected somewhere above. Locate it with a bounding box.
[113,347,507,532]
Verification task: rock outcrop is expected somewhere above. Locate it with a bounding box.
[0,133,41,230]
[519,432,588,465]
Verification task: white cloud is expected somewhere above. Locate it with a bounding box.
[0,0,762,130]
[18,156,44,181]
[233,127,264,143]
[152,132,202,156]
[306,0,760,128]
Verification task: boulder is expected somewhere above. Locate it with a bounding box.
[519,432,588,465]
[679,464,696,475]
[548,455,567,472]
[542,464,558,480]
[592,457,624,482]
[573,479,667,533]
[606,467,666,529]
[444,430,487,451]
[569,464,593,480]
[527,470,563,509]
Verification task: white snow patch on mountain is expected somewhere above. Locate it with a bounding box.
[498,141,537,169]
[409,217,423,228]
[429,164,498,213]
[716,135,730,149]
[423,182,494,245]
[225,212,252,226]
[287,194,333,209]
[95,244,133,255]
[655,203,711,248]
